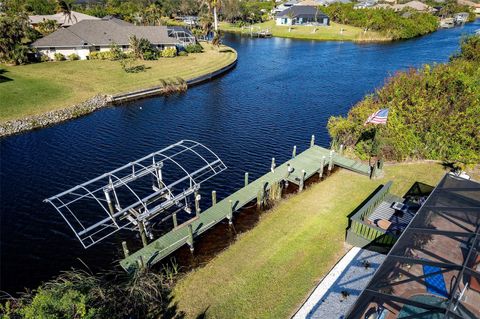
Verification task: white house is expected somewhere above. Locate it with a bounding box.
[276,6,330,26]
[31,18,195,60]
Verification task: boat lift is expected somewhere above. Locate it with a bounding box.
[45,140,227,249]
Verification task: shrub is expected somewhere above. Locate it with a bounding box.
[68,53,80,61]
[161,47,177,58]
[109,43,125,61]
[185,43,203,53]
[53,53,65,61]
[89,51,113,60]
[178,50,188,56]
[40,54,50,62]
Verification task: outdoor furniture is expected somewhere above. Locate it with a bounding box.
[377,219,392,230]
[423,264,449,298]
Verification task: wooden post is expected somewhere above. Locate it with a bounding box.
[122,241,129,258]
[339,144,344,155]
[195,192,201,216]
[244,172,249,187]
[136,256,145,269]
[319,156,325,179]
[188,224,194,252]
[212,190,217,206]
[271,157,276,172]
[172,212,178,228]
[138,220,148,247]
[310,135,315,148]
[292,145,297,158]
[227,199,233,225]
[328,150,334,173]
[299,169,306,192]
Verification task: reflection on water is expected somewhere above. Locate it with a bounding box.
[0,20,478,293]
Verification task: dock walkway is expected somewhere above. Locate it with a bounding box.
[120,145,370,272]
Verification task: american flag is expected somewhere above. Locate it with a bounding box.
[364,108,389,125]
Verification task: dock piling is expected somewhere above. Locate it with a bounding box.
[299,169,306,192]
[271,158,276,172]
[172,213,178,228]
[138,220,148,247]
[195,192,201,216]
[310,135,315,148]
[292,145,297,158]
[328,150,334,173]
[212,190,217,206]
[340,144,344,155]
[136,256,145,270]
[187,224,194,252]
[227,199,233,225]
[245,172,249,187]
[122,241,130,258]
[319,156,325,179]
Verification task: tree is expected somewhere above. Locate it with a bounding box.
[0,13,33,65]
[56,0,77,25]
[37,19,59,35]
[202,0,221,32]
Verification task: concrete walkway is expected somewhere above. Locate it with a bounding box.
[293,247,386,319]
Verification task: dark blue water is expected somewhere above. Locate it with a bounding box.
[1,21,478,293]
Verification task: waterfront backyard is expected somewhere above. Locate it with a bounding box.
[171,162,447,318]
[0,43,236,122]
[220,20,389,42]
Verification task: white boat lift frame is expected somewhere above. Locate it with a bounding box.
[45,140,227,249]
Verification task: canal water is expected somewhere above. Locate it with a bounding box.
[1,20,478,293]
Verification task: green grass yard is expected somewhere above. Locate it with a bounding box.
[0,44,236,122]
[172,162,447,319]
[220,20,390,42]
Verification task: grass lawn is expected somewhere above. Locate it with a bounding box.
[172,162,447,319]
[0,44,236,122]
[220,20,390,42]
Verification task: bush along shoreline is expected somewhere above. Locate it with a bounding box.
[327,35,480,169]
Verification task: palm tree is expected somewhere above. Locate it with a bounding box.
[56,0,76,26]
[202,0,221,32]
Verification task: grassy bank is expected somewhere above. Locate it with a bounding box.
[220,20,390,42]
[172,162,447,318]
[0,44,236,122]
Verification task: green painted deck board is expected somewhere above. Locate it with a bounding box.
[120,145,371,271]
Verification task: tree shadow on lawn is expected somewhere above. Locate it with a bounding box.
[0,68,13,83]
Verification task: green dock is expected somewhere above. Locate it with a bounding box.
[120,143,371,272]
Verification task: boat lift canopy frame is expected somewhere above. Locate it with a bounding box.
[45,140,227,248]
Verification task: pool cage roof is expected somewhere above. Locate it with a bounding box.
[347,174,480,319]
[45,140,226,248]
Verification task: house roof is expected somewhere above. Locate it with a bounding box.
[393,0,432,11]
[346,174,480,319]
[32,20,179,48]
[29,11,100,27]
[276,6,329,18]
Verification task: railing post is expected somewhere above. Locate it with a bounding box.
[244,172,249,187]
[212,190,217,206]
[292,145,297,158]
[310,135,315,148]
